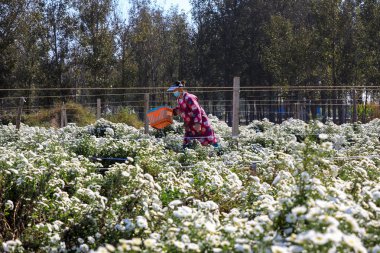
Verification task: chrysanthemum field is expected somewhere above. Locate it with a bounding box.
[1,117,379,253]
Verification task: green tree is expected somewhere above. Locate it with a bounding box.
[42,0,76,98]
[163,8,194,83]
[0,0,28,100]
[128,2,167,87]
[8,0,48,103]
[74,0,116,88]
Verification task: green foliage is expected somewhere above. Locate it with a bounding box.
[24,102,96,127]
[105,108,143,128]
[0,112,18,125]
[356,103,380,122]
[160,188,184,207]
[1,119,380,252]
[2,0,380,127]
[72,133,97,157]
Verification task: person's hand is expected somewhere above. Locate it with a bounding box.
[172,108,179,116]
[193,123,201,133]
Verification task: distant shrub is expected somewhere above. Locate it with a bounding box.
[24,102,96,127]
[0,112,17,125]
[65,102,96,126]
[105,108,143,128]
[357,103,380,121]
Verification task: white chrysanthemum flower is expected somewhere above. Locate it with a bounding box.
[234,243,251,252]
[311,232,329,245]
[203,201,219,210]
[5,200,14,210]
[104,127,114,137]
[105,244,115,252]
[300,171,310,182]
[173,206,193,219]
[271,245,290,253]
[224,224,237,233]
[187,243,200,252]
[273,173,283,186]
[289,245,304,253]
[320,215,339,227]
[150,233,161,240]
[338,214,361,233]
[315,199,332,209]
[326,226,343,243]
[372,191,380,201]
[168,200,183,208]
[122,218,135,231]
[136,216,148,229]
[131,238,142,246]
[79,244,89,252]
[174,241,185,250]
[2,239,22,253]
[253,225,264,235]
[205,222,217,233]
[50,234,60,244]
[121,171,130,177]
[343,234,366,253]
[181,234,190,243]
[369,202,380,213]
[286,213,297,223]
[295,230,316,243]
[87,236,95,244]
[292,206,307,215]
[143,239,156,248]
[143,173,154,182]
[372,245,380,253]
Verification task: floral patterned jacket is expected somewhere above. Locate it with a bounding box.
[173,92,217,146]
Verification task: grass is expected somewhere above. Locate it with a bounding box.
[3,103,143,128]
[105,108,143,128]
[24,102,96,127]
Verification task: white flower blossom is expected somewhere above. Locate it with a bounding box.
[173,206,193,219]
[136,216,148,229]
[271,245,290,253]
[5,200,14,210]
[144,239,156,248]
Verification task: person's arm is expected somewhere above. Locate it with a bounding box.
[173,105,180,116]
[184,95,203,132]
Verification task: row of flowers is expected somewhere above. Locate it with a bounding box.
[0,117,379,252]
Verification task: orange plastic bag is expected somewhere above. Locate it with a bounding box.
[147,106,173,129]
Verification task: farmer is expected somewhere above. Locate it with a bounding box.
[168,81,219,150]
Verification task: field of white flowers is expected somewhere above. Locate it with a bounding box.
[0,116,379,253]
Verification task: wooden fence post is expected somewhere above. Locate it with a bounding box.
[97,98,101,120]
[352,89,357,122]
[16,97,25,130]
[232,77,240,138]
[144,93,150,134]
[61,102,67,128]
[295,102,301,120]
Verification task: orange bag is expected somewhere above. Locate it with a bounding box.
[147,106,173,129]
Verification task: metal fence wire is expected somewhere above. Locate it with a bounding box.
[1,80,380,128]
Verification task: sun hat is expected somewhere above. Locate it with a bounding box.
[167,81,184,92]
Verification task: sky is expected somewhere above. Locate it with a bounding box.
[117,0,192,20]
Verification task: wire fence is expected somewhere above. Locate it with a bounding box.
[1,81,380,127]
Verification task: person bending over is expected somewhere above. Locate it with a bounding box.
[167,81,219,150]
